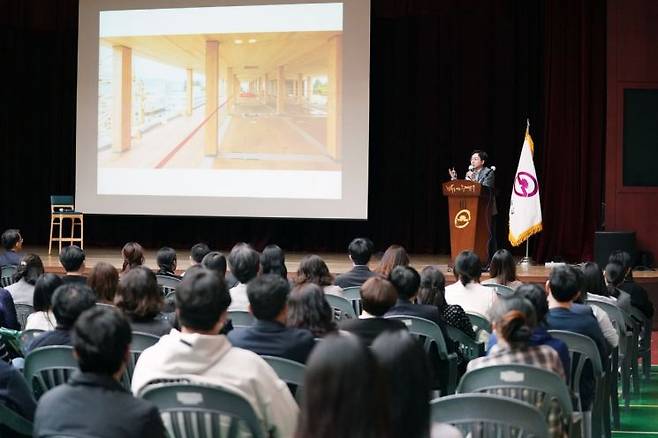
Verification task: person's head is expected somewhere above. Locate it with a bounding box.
[190,243,211,264]
[454,250,482,286]
[490,296,537,349]
[156,247,177,273]
[375,245,410,277]
[260,244,287,279]
[247,274,290,321]
[347,237,374,266]
[388,265,420,300]
[372,331,431,438]
[417,266,446,307]
[121,242,144,272]
[1,229,22,251]
[33,273,64,312]
[608,250,633,279]
[546,265,581,303]
[471,149,488,170]
[489,249,517,285]
[14,253,44,285]
[114,266,162,319]
[580,262,608,298]
[604,261,626,299]
[295,334,390,438]
[87,262,119,304]
[359,277,398,316]
[73,306,132,377]
[175,268,231,333]
[228,243,260,284]
[516,283,549,322]
[295,255,333,287]
[59,245,85,273]
[51,283,96,329]
[287,283,336,337]
[202,251,227,279]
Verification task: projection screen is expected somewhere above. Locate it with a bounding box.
[76,0,369,218]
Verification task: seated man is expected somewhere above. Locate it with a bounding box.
[34,306,166,438]
[228,274,315,363]
[59,245,87,284]
[132,269,298,438]
[26,283,96,354]
[0,359,36,437]
[339,276,407,345]
[0,229,23,267]
[227,243,260,310]
[545,264,608,411]
[444,250,497,319]
[155,247,181,279]
[334,237,378,289]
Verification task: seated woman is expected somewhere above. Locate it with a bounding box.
[155,247,181,279]
[295,334,390,438]
[121,242,145,274]
[374,244,410,278]
[25,273,63,331]
[87,262,119,306]
[604,262,633,313]
[260,244,288,280]
[576,262,620,349]
[114,266,172,336]
[444,250,497,319]
[338,277,406,345]
[417,266,475,339]
[295,255,342,296]
[287,283,337,338]
[6,253,44,306]
[482,249,523,289]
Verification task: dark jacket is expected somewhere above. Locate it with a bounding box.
[339,317,407,346]
[334,265,378,289]
[620,280,654,319]
[0,359,36,423]
[129,313,173,337]
[0,251,21,267]
[60,274,88,285]
[34,372,166,438]
[25,328,72,354]
[0,288,19,330]
[227,320,315,364]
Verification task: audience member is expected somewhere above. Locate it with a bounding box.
[374,244,410,278]
[581,262,611,301]
[121,242,145,273]
[132,269,298,437]
[295,334,390,438]
[0,359,35,436]
[287,283,337,337]
[190,242,211,265]
[295,254,342,295]
[228,274,315,363]
[334,237,377,288]
[0,286,19,332]
[87,262,119,305]
[445,250,496,318]
[573,265,619,349]
[418,266,475,339]
[34,306,166,438]
[26,283,95,353]
[114,266,172,337]
[59,245,87,284]
[260,244,288,279]
[339,277,406,345]
[25,274,63,331]
[0,229,23,267]
[155,247,180,279]
[5,253,44,305]
[227,243,260,310]
[201,251,227,279]
[482,249,523,289]
[604,261,633,313]
[609,250,654,319]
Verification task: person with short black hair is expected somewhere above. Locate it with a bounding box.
[0,229,23,267]
[603,262,633,313]
[34,306,166,438]
[609,251,654,319]
[287,283,337,338]
[227,243,260,310]
[339,277,406,345]
[25,273,63,331]
[6,253,44,305]
[132,269,298,437]
[87,262,119,305]
[228,274,315,363]
[190,242,211,264]
[58,245,87,284]
[26,283,96,354]
[445,250,496,318]
[260,244,287,279]
[201,251,228,279]
[334,237,377,288]
[155,247,180,279]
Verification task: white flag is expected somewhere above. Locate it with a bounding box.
[509,124,542,246]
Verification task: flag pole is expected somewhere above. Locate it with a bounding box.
[518,118,535,269]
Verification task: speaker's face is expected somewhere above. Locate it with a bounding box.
[471,153,485,170]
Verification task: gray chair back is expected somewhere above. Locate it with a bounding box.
[482,282,516,298]
[14,304,34,331]
[325,294,357,320]
[341,286,362,315]
[445,325,484,360]
[156,275,181,296]
[0,265,17,288]
[467,311,492,335]
[23,346,78,399]
[228,310,255,328]
[0,402,33,436]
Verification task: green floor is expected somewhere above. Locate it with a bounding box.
[613,366,658,436]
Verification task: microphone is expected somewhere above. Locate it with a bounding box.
[490,165,496,171]
[468,165,474,171]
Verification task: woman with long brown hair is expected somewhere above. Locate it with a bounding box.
[374,245,409,278]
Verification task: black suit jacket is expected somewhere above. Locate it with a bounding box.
[384,299,455,353]
[339,317,407,346]
[334,265,378,289]
[227,320,315,364]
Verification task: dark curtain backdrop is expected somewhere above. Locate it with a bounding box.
[0,0,604,262]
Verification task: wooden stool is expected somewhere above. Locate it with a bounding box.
[49,195,84,255]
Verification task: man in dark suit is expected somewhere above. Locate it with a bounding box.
[228,274,315,364]
[59,245,87,284]
[339,276,406,345]
[334,237,378,289]
[0,229,23,267]
[34,306,166,438]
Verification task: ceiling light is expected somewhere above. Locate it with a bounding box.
[234,39,243,44]
[248,39,257,44]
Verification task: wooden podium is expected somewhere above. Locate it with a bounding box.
[442,180,492,262]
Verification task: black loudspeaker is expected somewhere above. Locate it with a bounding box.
[594,231,636,268]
